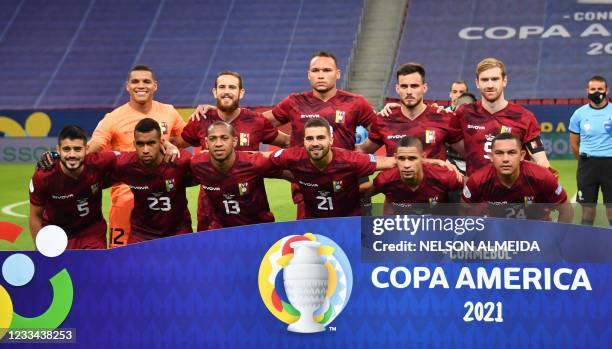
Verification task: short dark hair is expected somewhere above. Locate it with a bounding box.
[215,71,243,90]
[128,64,156,80]
[397,136,423,153]
[206,120,235,136]
[58,125,88,145]
[396,63,425,82]
[450,80,468,92]
[304,117,332,136]
[588,75,607,88]
[491,132,522,150]
[134,117,161,137]
[310,51,338,68]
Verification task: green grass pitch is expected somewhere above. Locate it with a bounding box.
[0,160,606,251]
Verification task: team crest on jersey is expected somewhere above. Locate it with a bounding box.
[165,178,175,192]
[335,110,345,124]
[159,121,168,135]
[333,180,342,192]
[425,130,436,144]
[500,125,512,133]
[524,196,534,205]
[555,184,563,196]
[90,183,99,195]
[238,182,249,195]
[239,133,250,146]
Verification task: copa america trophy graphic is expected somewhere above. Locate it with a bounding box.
[283,240,329,333]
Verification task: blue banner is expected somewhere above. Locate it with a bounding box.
[0,217,609,348]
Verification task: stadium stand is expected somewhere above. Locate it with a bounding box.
[388,0,612,100]
[0,0,364,109]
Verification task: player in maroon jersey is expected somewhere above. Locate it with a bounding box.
[452,57,551,176]
[173,71,289,230]
[111,118,194,243]
[461,133,572,222]
[29,125,115,249]
[191,121,289,228]
[269,117,396,219]
[357,63,463,159]
[360,136,463,215]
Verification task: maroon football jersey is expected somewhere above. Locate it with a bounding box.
[190,151,280,228]
[368,105,462,158]
[453,101,541,176]
[112,150,193,239]
[181,108,279,150]
[29,152,116,237]
[270,147,377,218]
[374,163,463,215]
[462,161,567,219]
[272,89,376,149]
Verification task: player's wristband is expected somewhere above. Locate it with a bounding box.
[525,136,544,154]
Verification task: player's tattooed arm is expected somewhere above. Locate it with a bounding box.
[359,181,378,198]
[29,204,44,241]
[262,110,284,127]
[189,104,216,122]
[356,139,381,154]
[375,156,396,171]
[271,131,291,148]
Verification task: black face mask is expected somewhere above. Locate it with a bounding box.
[588,91,606,105]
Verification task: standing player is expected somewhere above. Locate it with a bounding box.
[356,63,463,159]
[29,126,116,249]
[269,118,396,219]
[360,136,463,215]
[111,118,193,243]
[569,75,612,226]
[452,57,550,176]
[173,71,289,230]
[446,80,469,111]
[461,133,572,222]
[191,121,288,228]
[89,65,186,247]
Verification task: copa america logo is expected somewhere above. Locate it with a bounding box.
[258,233,353,333]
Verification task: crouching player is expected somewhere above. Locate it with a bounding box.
[360,136,463,215]
[29,125,116,249]
[462,133,573,222]
[111,118,194,243]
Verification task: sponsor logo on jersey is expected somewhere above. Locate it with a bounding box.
[165,178,175,192]
[387,134,405,140]
[467,124,485,130]
[51,194,75,200]
[300,114,320,119]
[273,149,284,157]
[129,185,150,190]
[425,130,436,144]
[335,110,345,124]
[90,183,99,195]
[485,134,496,142]
[333,180,342,192]
[500,125,512,133]
[223,193,235,200]
[239,133,250,146]
[238,182,249,195]
[298,180,318,188]
[202,185,221,191]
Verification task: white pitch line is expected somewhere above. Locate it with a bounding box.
[1,200,29,218]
